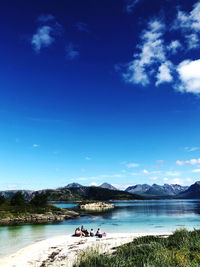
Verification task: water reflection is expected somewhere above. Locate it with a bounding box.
[1,199,200,258]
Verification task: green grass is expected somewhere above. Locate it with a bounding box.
[74,228,200,267]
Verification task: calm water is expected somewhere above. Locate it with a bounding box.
[1,199,200,258]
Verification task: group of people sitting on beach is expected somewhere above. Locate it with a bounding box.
[74,226,106,238]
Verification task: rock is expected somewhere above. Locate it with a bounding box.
[79,201,114,211]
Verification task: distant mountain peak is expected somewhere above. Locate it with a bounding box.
[99,183,117,191]
[65,183,83,188]
[126,183,188,197]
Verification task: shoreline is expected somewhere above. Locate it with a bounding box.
[0,232,171,267]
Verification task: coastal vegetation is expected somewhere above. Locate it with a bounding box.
[0,192,79,225]
[75,228,200,267]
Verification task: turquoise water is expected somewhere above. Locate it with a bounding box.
[1,199,200,258]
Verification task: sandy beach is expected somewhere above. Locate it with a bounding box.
[0,232,170,267]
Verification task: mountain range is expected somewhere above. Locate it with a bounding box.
[125,184,189,198]
[0,185,142,201]
[0,181,200,200]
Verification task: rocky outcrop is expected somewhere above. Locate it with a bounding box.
[0,210,79,226]
[79,201,114,211]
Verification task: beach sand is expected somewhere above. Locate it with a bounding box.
[0,232,170,267]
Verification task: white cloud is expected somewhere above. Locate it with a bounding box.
[149,176,158,181]
[99,174,125,178]
[37,14,55,23]
[186,33,199,49]
[76,22,89,32]
[163,177,168,182]
[176,157,200,166]
[126,163,140,168]
[174,2,200,32]
[156,61,173,86]
[167,40,182,54]
[123,19,166,86]
[90,182,99,186]
[125,0,140,13]
[156,160,164,165]
[66,43,79,60]
[120,2,200,95]
[177,59,200,94]
[192,169,200,173]
[171,178,183,184]
[125,162,140,168]
[33,144,39,147]
[85,157,91,160]
[76,177,88,181]
[112,184,131,190]
[31,15,63,53]
[32,26,54,52]
[166,171,180,176]
[81,168,87,172]
[173,2,200,50]
[141,169,149,174]
[151,170,162,174]
[185,147,199,152]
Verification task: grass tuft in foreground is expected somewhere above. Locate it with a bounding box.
[74,228,200,267]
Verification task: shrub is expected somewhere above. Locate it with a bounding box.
[30,193,47,207]
[0,195,6,205]
[10,192,26,206]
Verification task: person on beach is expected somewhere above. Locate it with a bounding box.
[75,227,85,237]
[90,229,94,237]
[95,228,102,238]
[81,225,89,237]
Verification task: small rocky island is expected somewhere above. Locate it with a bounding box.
[78,200,114,211]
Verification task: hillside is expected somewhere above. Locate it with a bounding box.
[42,186,144,201]
[176,181,200,199]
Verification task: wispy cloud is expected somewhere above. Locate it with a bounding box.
[141,169,149,174]
[76,22,89,33]
[31,14,63,53]
[171,178,183,184]
[149,176,158,181]
[65,43,79,60]
[122,19,170,86]
[124,0,140,13]
[33,144,39,148]
[156,160,164,165]
[185,147,199,152]
[167,40,182,54]
[124,162,140,168]
[37,14,55,23]
[192,169,200,173]
[85,156,91,161]
[32,26,54,52]
[173,1,200,50]
[166,171,180,176]
[120,1,200,95]
[75,173,125,182]
[176,157,200,166]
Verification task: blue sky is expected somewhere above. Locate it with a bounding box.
[1,0,200,190]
